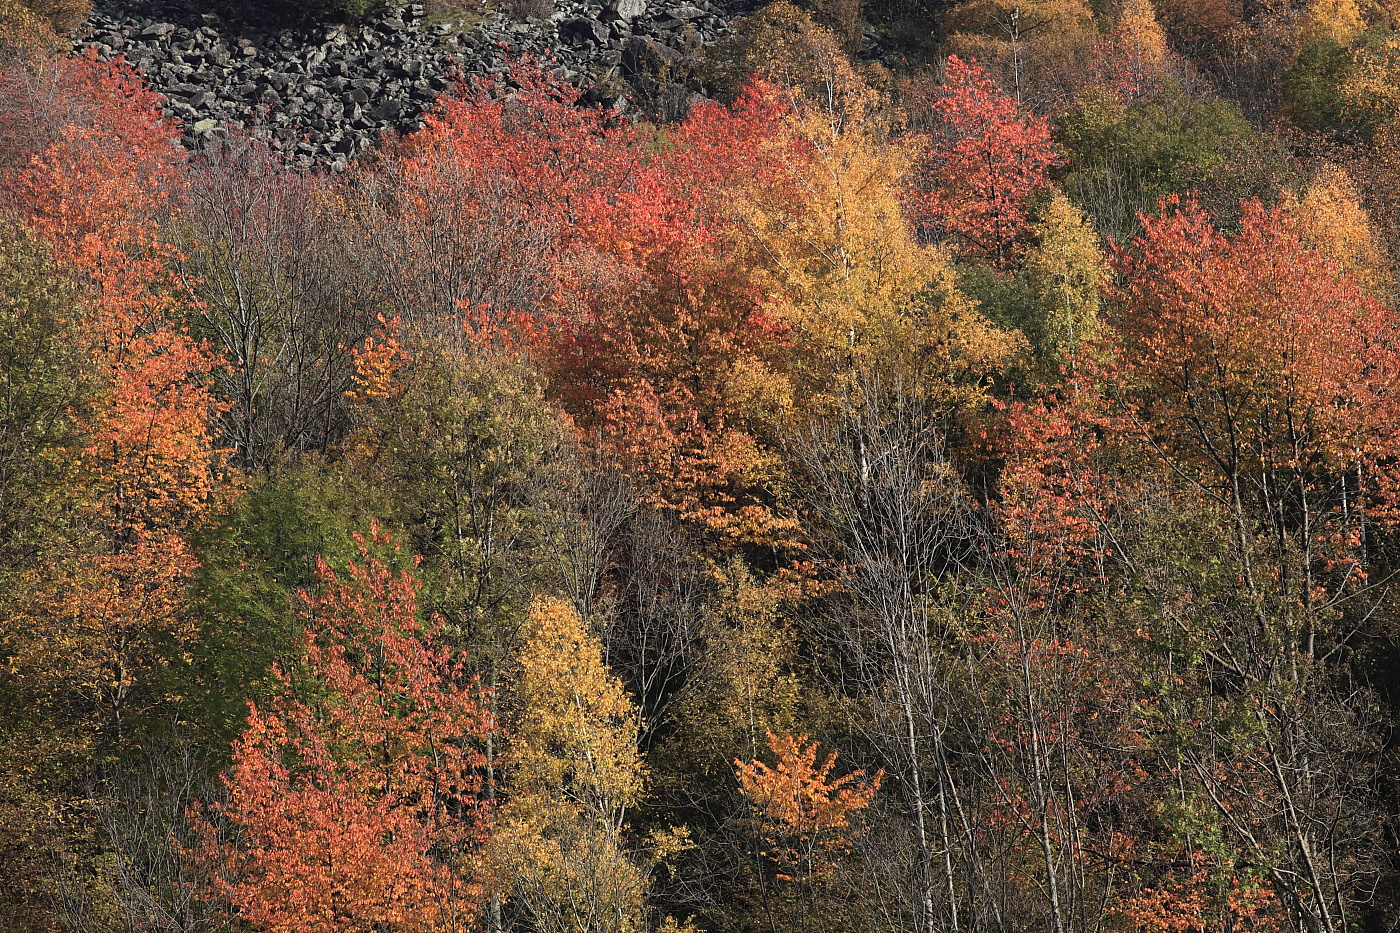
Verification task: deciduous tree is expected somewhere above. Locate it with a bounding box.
[905,56,1061,265]
[1022,191,1107,366]
[206,531,493,933]
[487,596,647,933]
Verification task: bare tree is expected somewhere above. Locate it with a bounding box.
[343,141,557,323]
[58,740,238,933]
[174,137,378,468]
[791,371,989,933]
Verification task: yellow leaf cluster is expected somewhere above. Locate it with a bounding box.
[6,534,197,736]
[506,595,644,815]
[1296,0,1367,49]
[1340,34,1400,128]
[486,799,647,933]
[0,0,62,63]
[710,1,877,124]
[1285,165,1392,296]
[1023,190,1107,362]
[486,596,648,932]
[1115,0,1170,70]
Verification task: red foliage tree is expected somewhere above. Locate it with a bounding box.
[356,61,635,328]
[997,379,1119,595]
[409,60,631,243]
[532,84,800,548]
[1111,196,1400,595]
[205,531,494,933]
[904,56,1061,266]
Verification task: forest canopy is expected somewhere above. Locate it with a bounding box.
[3,1,1400,932]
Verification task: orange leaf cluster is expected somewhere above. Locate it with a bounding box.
[205,531,494,933]
[735,730,881,882]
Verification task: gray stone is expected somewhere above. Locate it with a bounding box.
[371,100,403,121]
[608,0,648,20]
[76,0,731,167]
[563,17,609,45]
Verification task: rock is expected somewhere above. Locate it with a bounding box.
[563,16,609,45]
[608,0,648,20]
[139,22,174,39]
[371,100,403,121]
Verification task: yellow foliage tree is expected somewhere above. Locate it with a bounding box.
[654,562,805,786]
[1023,190,1107,364]
[1296,0,1367,49]
[1115,0,1169,67]
[487,596,647,933]
[1340,34,1400,129]
[1285,165,1392,296]
[708,0,876,120]
[716,11,1024,412]
[944,0,1099,108]
[0,0,60,61]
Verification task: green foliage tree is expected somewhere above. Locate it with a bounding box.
[1058,85,1283,241]
[0,220,95,933]
[179,461,367,758]
[1282,37,1364,136]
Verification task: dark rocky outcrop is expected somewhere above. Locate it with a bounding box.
[73,0,763,168]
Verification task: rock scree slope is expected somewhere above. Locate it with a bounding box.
[75,0,758,167]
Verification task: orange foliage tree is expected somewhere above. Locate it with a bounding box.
[735,730,881,887]
[535,85,799,549]
[204,531,494,933]
[905,56,1061,266]
[1,51,225,740]
[397,68,800,551]
[1095,197,1395,933]
[4,50,220,540]
[1117,851,1286,933]
[1089,0,1173,102]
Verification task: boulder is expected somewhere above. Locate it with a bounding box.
[608,0,648,20]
